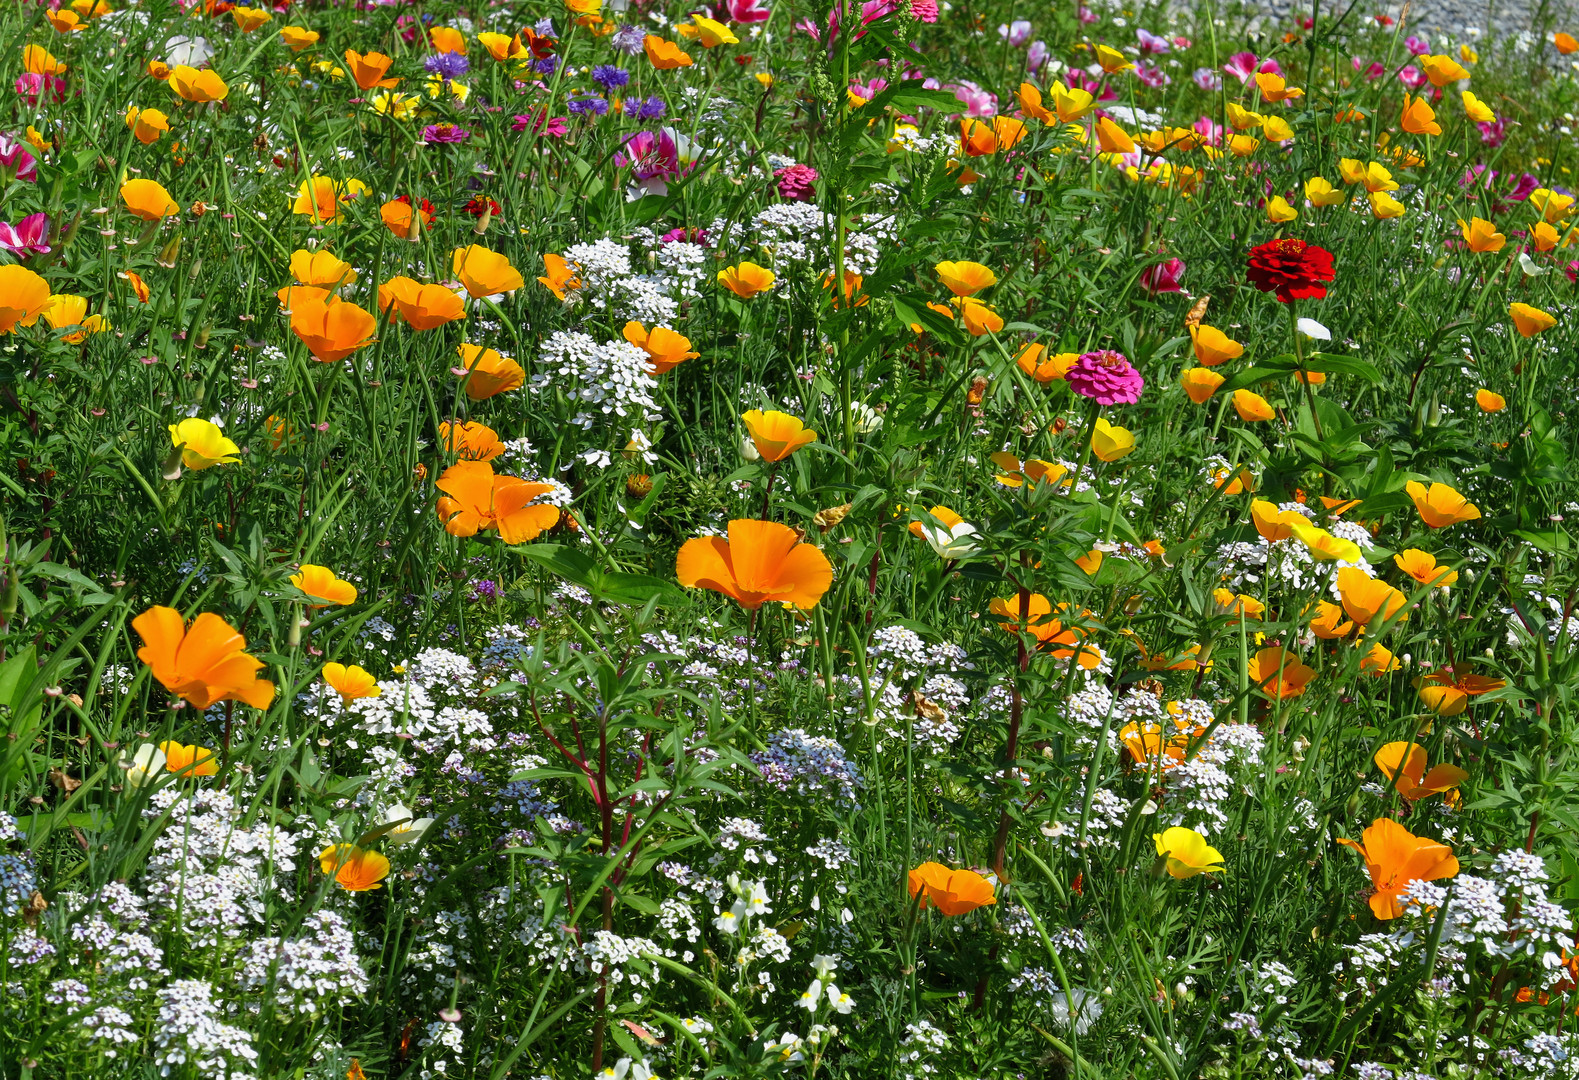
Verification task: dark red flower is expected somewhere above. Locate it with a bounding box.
[464,197,502,218]
[395,194,438,218]
[1245,238,1335,302]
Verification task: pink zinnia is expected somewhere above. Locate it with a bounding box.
[775,163,818,201]
[907,0,938,22]
[1067,351,1144,405]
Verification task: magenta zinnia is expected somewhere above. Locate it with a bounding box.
[1066,350,1145,405]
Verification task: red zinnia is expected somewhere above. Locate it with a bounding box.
[1245,238,1335,302]
[464,197,502,218]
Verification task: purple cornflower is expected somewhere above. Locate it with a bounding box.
[1067,351,1145,406]
[610,25,646,54]
[592,64,629,90]
[424,52,469,80]
[533,17,557,37]
[532,55,559,76]
[634,96,667,120]
[568,96,610,116]
[423,122,471,144]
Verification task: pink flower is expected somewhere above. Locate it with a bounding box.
[775,163,818,201]
[512,110,569,137]
[1223,51,1259,83]
[725,0,773,23]
[1404,35,1429,55]
[908,0,938,21]
[15,73,66,106]
[616,128,697,181]
[1398,65,1428,89]
[999,20,1032,45]
[0,136,37,182]
[1193,115,1223,146]
[947,80,997,118]
[1139,256,1185,296]
[1478,119,1508,148]
[0,212,49,255]
[1067,350,1145,405]
[1193,67,1222,91]
[1136,28,1171,54]
[1077,5,1097,24]
[1136,61,1170,88]
[1026,40,1049,69]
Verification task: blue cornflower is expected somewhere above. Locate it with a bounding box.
[568,97,610,116]
[424,52,470,80]
[592,64,629,90]
[635,96,667,120]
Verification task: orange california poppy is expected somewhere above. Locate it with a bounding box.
[434,459,561,543]
[452,245,525,298]
[1336,567,1408,627]
[168,65,229,102]
[643,34,693,68]
[1509,302,1557,337]
[989,452,1068,489]
[429,26,466,53]
[1191,324,1245,366]
[1015,343,1078,383]
[1405,481,1480,529]
[1336,818,1458,919]
[387,281,467,330]
[741,410,817,462]
[1474,389,1506,413]
[319,843,391,891]
[907,861,997,915]
[675,519,833,610]
[289,249,357,289]
[456,343,526,400]
[438,420,505,462]
[125,106,171,144]
[281,25,320,51]
[624,321,698,374]
[277,284,332,312]
[1416,666,1506,716]
[379,199,432,239]
[131,606,276,710]
[0,266,52,334]
[1232,389,1277,422]
[537,253,580,299]
[987,593,1101,668]
[290,564,358,606]
[290,297,378,363]
[1400,94,1441,135]
[478,31,526,61]
[344,49,399,90]
[232,6,272,32]
[1373,742,1469,802]
[1308,600,1356,640]
[718,262,776,298]
[1249,499,1306,542]
[160,740,219,776]
[23,44,66,75]
[1246,646,1315,699]
[1181,368,1225,403]
[322,662,381,702]
[1394,549,1457,587]
[121,179,180,221]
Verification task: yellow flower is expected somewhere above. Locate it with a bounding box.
[1153,826,1224,879]
[1474,389,1506,413]
[687,15,738,46]
[42,294,110,343]
[1458,217,1505,252]
[1369,190,1406,219]
[1266,195,1297,223]
[718,262,776,299]
[1400,94,1441,136]
[291,175,369,223]
[1095,44,1133,73]
[1420,54,1469,86]
[1529,188,1575,223]
[322,662,381,702]
[1462,90,1495,123]
[1304,176,1344,206]
[1261,115,1294,143]
[1287,520,1364,562]
[1091,417,1135,462]
[1225,102,1262,131]
[741,410,817,462]
[290,564,358,606]
[1190,324,1243,366]
[168,418,240,469]
[231,6,272,31]
[934,260,997,297]
[369,92,419,120]
[1406,481,1481,529]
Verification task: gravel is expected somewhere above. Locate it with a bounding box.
[1225,0,1576,41]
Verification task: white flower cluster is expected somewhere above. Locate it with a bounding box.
[153,979,260,1080]
[558,238,681,324]
[534,330,662,431]
[237,910,368,1016]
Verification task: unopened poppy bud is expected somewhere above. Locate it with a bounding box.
[194,324,211,350]
[156,234,181,267]
[1345,792,1360,818]
[159,441,185,481]
[472,205,492,235]
[1426,390,1441,428]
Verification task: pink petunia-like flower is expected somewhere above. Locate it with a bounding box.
[1067,350,1145,405]
[726,0,773,23]
[947,80,998,118]
[0,212,50,255]
[15,74,66,106]
[1139,257,1186,296]
[0,136,38,182]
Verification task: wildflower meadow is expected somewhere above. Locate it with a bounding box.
[7,0,1579,1077]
